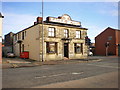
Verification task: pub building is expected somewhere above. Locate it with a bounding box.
[13,14,88,61]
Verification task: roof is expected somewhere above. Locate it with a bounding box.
[13,14,88,35]
[0,13,4,18]
[95,27,120,38]
[14,21,88,35]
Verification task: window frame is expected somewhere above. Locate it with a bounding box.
[18,33,21,40]
[46,42,57,54]
[22,32,24,40]
[76,30,81,39]
[48,27,55,37]
[64,29,69,38]
[74,43,83,54]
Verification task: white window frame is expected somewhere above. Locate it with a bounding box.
[48,27,55,37]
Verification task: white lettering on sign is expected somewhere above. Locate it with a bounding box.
[48,14,81,26]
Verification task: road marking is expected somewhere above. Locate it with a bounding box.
[35,73,66,79]
[71,72,83,75]
[35,76,47,79]
[35,72,83,79]
[48,73,66,77]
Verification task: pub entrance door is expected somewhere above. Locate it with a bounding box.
[64,43,69,58]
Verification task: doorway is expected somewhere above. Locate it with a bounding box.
[118,45,120,56]
[64,43,69,58]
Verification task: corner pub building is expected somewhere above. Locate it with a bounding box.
[13,14,88,61]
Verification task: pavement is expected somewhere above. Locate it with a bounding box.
[1,56,108,69]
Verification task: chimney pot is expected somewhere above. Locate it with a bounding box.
[37,17,43,24]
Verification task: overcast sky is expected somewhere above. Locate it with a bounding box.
[1,1,118,42]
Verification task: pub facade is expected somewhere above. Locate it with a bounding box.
[13,14,88,61]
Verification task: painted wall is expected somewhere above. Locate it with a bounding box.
[13,25,40,60]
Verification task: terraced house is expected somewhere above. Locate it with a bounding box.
[13,14,88,61]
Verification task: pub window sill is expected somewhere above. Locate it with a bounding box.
[75,52,82,54]
[48,36,56,38]
[46,52,57,54]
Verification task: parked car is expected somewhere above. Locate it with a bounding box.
[6,52,15,58]
[88,51,93,56]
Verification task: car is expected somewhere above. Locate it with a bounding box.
[88,51,93,56]
[6,52,15,58]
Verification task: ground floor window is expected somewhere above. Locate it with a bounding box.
[74,43,83,53]
[46,42,57,54]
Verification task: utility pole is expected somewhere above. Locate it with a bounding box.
[41,0,44,62]
[105,42,109,56]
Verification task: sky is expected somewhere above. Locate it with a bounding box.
[1,1,118,43]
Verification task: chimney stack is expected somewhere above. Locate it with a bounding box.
[37,17,43,24]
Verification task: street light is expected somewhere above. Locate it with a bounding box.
[41,0,44,62]
[105,42,110,56]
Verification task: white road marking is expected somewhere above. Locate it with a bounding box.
[35,76,47,79]
[71,72,83,75]
[35,72,83,79]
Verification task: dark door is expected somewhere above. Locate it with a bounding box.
[118,45,120,56]
[64,43,69,58]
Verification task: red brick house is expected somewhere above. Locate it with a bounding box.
[95,27,120,56]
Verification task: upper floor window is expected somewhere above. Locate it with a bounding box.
[64,29,69,38]
[15,34,17,41]
[18,33,21,39]
[22,32,24,40]
[108,36,112,41]
[25,31,26,37]
[76,31,81,38]
[48,27,55,37]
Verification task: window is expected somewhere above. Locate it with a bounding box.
[22,32,24,40]
[15,34,17,41]
[18,33,21,39]
[108,36,112,40]
[64,29,69,38]
[74,43,83,53]
[46,42,57,54]
[76,31,81,38]
[48,27,55,37]
[25,31,26,37]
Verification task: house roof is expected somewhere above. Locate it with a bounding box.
[0,13,4,18]
[14,21,88,35]
[95,27,120,38]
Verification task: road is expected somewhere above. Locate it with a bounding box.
[2,56,119,88]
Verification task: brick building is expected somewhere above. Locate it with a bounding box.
[3,32,14,56]
[95,27,120,56]
[12,14,88,61]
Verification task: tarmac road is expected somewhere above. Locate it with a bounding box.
[2,56,119,88]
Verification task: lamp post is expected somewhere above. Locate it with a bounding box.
[105,42,109,56]
[41,0,44,62]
